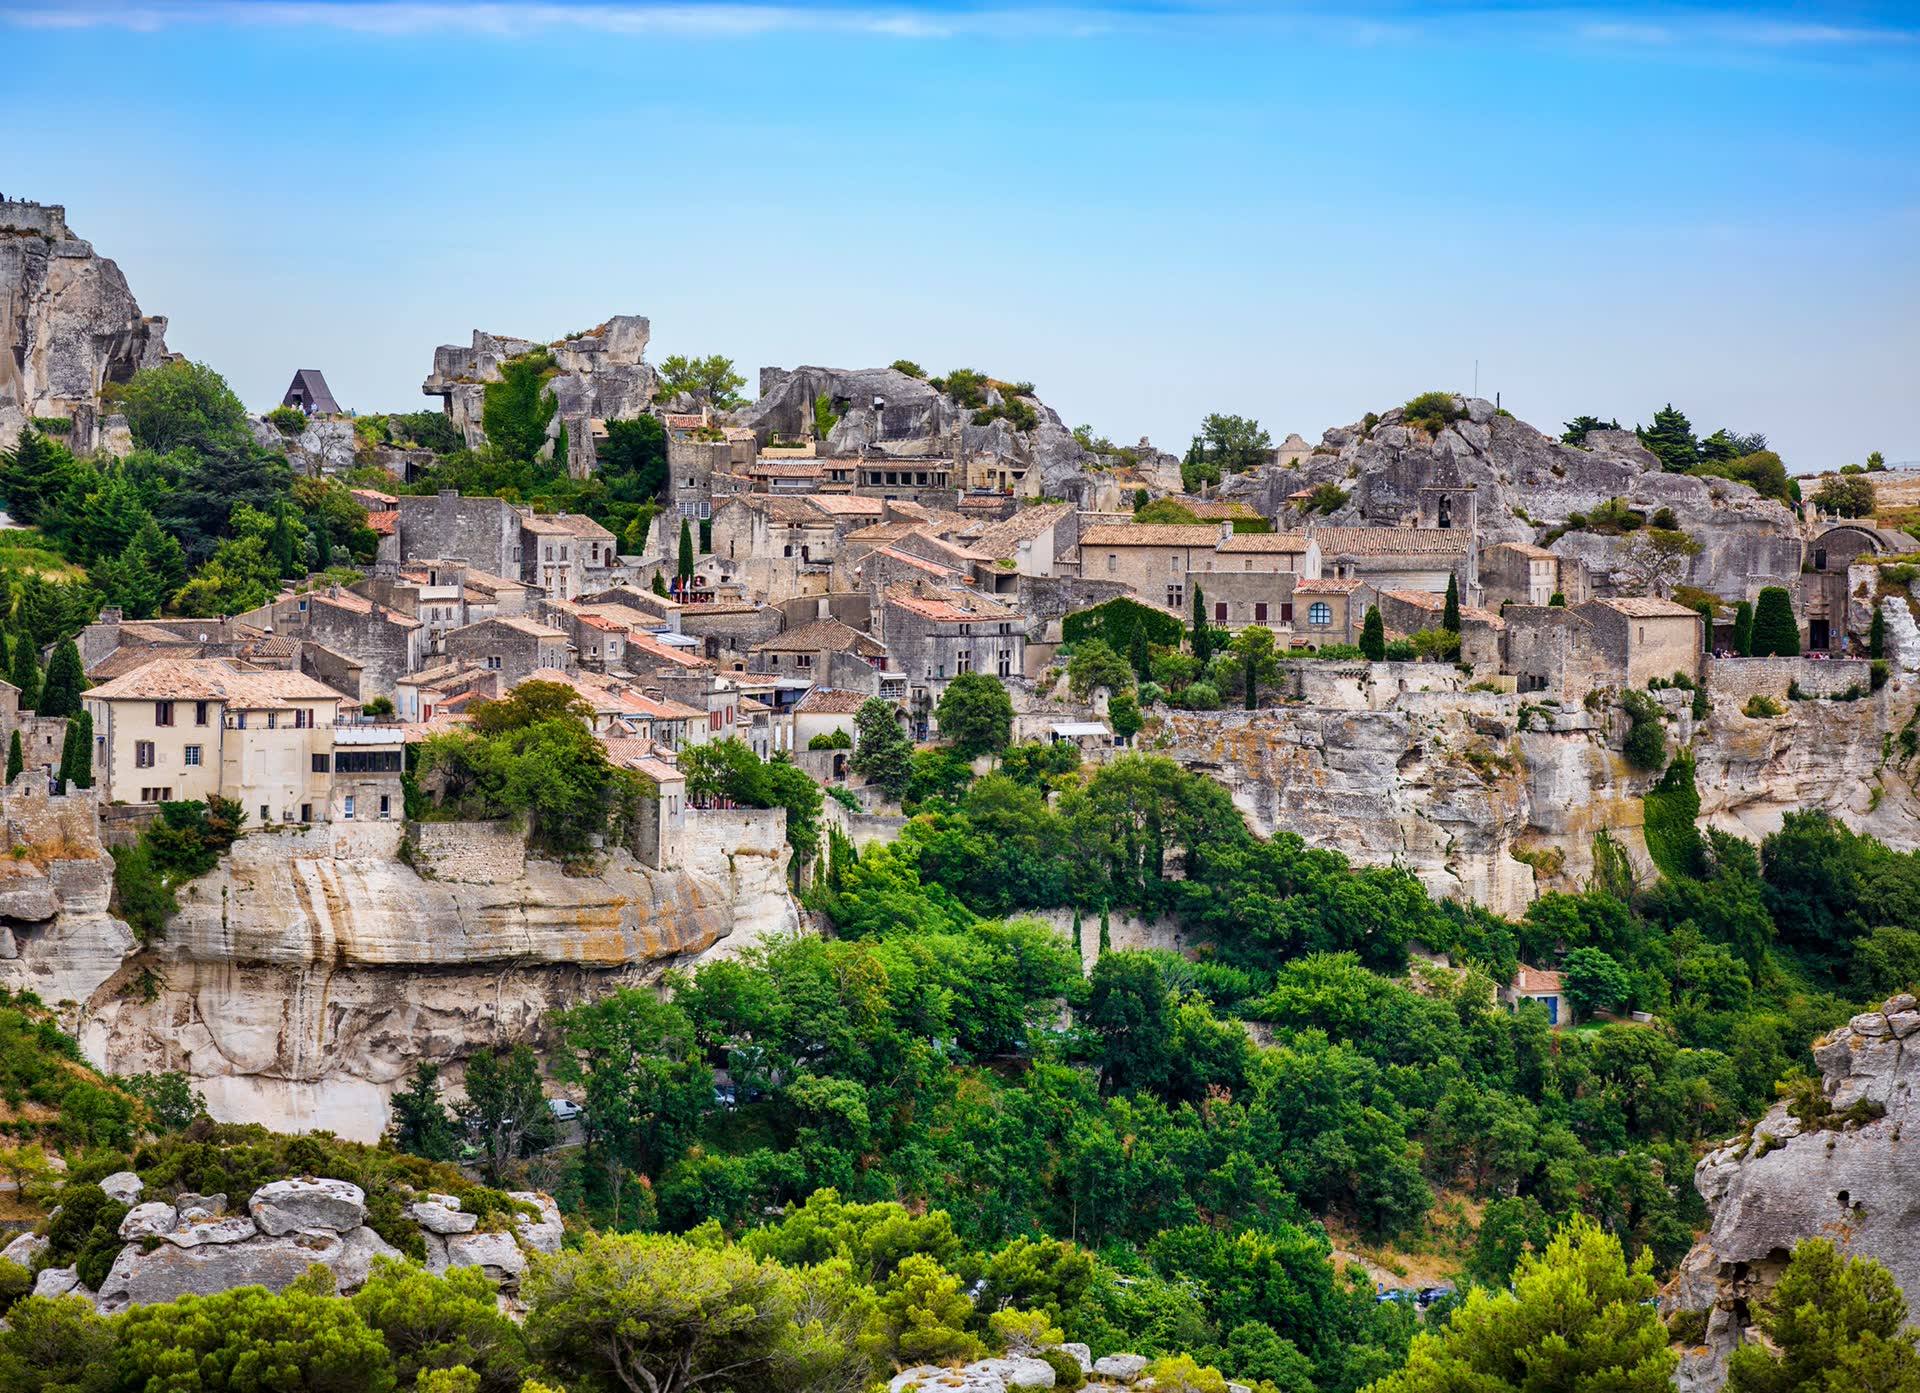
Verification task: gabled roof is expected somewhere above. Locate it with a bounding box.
[1293,577,1368,594]
[283,369,341,415]
[521,511,615,540]
[1310,527,1470,556]
[300,589,423,629]
[752,618,887,659]
[965,502,1075,559]
[84,657,345,708]
[883,584,1018,623]
[1485,541,1558,560]
[1216,532,1313,554]
[1513,965,1565,993]
[793,687,871,715]
[1080,523,1222,548]
[450,615,570,641]
[1589,596,1701,619]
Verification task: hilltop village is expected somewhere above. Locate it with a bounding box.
[2,197,1920,1393]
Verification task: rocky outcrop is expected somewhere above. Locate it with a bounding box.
[249,415,359,477]
[1239,398,1803,601]
[735,365,1104,505]
[75,821,797,1138]
[1663,996,1920,1392]
[422,317,657,475]
[0,199,172,452]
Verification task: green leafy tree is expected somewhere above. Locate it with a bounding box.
[1367,1218,1673,1393]
[1129,622,1152,681]
[310,517,333,572]
[11,633,39,712]
[1637,403,1700,472]
[353,1258,530,1393]
[878,1255,984,1364]
[1726,1239,1920,1393]
[36,639,84,719]
[1732,599,1754,656]
[115,1274,397,1392]
[1442,574,1460,631]
[1232,626,1278,709]
[1562,947,1631,1021]
[1087,950,1172,1094]
[599,416,669,501]
[268,501,299,578]
[56,711,90,790]
[1750,586,1800,656]
[850,698,912,800]
[652,570,669,597]
[935,672,1013,757]
[1814,472,1877,518]
[457,1044,554,1182]
[1562,415,1621,446]
[114,358,252,457]
[1069,639,1135,699]
[1619,527,1703,597]
[480,351,559,462]
[389,1062,459,1162]
[1360,606,1386,661]
[0,1293,118,1392]
[657,354,747,410]
[678,519,695,582]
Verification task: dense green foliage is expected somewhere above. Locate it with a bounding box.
[680,737,824,866]
[1181,414,1273,489]
[1750,586,1800,657]
[849,698,913,800]
[934,672,1013,757]
[1062,597,1185,655]
[1726,1240,1920,1393]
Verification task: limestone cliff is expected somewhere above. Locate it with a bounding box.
[1233,397,1803,600]
[0,802,798,1142]
[1662,995,1920,1393]
[0,199,172,452]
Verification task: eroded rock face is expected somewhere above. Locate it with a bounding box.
[0,200,172,452]
[1662,997,1920,1392]
[249,1178,367,1236]
[249,415,358,477]
[75,824,797,1139]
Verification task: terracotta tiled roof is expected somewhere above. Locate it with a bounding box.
[802,495,886,517]
[870,546,967,580]
[965,502,1075,558]
[365,510,398,536]
[1310,527,1469,556]
[454,615,569,640]
[1216,532,1313,554]
[1293,578,1367,594]
[1080,524,1222,547]
[883,584,1018,623]
[84,658,346,708]
[521,512,615,540]
[1485,541,1558,560]
[525,668,704,720]
[793,687,871,715]
[750,461,824,479]
[1513,965,1565,993]
[1382,589,1446,610]
[303,590,423,629]
[752,619,887,658]
[845,521,925,544]
[1171,497,1257,519]
[1592,596,1702,618]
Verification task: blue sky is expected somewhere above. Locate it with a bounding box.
[5,1,1917,470]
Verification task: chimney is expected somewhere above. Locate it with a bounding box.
[816,596,830,621]
[1220,520,1234,545]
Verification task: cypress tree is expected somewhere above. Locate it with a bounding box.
[1097,905,1111,955]
[1071,908,1083,957]
[269,503,298,578]
[11,632,39,711]
[1732,600,1754,656]
[1443,574,1461,631]
[677,519,694,582]
[1870,606,1886,660]
[652,571,669,597]
[6,731,21,783]
[1750,586,1800,657]
[1360,605,1386,661]
[64,711,92,789]
[1190,586,1211,663]
[1243,645,1259,709]
[1129,623,1151,681]
[1692,600,1715,651]
[37,639,84,719]
[311,519,333,572]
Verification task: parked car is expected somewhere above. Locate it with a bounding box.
[547,1098,584,1122]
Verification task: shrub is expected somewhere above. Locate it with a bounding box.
[1402,391,1464,434]
[1750,586,1800,656]
[1038,1348,1086,1390]
[1620,690,1666,769]
[264,404,308,435]
[889,360,926,379]
[1181,681,1221,710]
[1871,659,1890,691]
[1744,694,1785,718]
[807,730,852,751]
[1306,483,1348,514]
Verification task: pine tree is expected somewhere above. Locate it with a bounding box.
[1732,600,1754,656]
[1097,905,1111,955]
[6,731,22,783]
[62,710,92,789]
[124,515,187,601]
[1750,586,1800,657]
[1637,403,1700,472]
[1443,574,1461,631]
[1360,605,1386,661]
[1191,586,1212,663]
[677,519,694,583]
[1870,606,1886,660]
[37,639,83,718]
[10,632,39,711]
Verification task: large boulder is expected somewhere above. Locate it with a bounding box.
[163,1215,259,1248]
[98,1171,142,1205]
[249,1178,367,1236]
[94,1223,396,1314]
[443,1230,527,1287]
[2,1232,48,1267]
[1092,1353,1149,1382]
[118,1202,177,1240]
[32,1265,81,1299]
[509,1191,563,1254]
[969,1356,1056,1388]
[409,1199,476,1235]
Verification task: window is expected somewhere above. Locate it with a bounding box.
[956,651,973,674]
[1815,548,1827,570]
[545,544,554,560]
[486,656,502,670]
[1170,555,1182,573]
[1255,602,1269,624]
[343,796,355,820]
[183,745,202,767]
[796,653,812,668]
[299,803,311,823]
[260,804,271,824]
[195,701,209,726]
[312,753,330,773]
[1309,602,1332,626]
[135,740,155,768]
[1245,560,1254,572]
[139,786,172,803]
[379,794,391,819]
[997,650,1012,678]
[266,711,278,730]
[294,709,310,729]
[560,546,569,561]
[334,750,401,773]
[1167,585,1183,609]
[233,711,247,729]
[1281,602,1294,623]
[1106,554,1117,574]
[155,701,175,726]
[1214,602,1228,623]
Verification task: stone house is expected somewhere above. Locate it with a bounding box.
[1289,577,1376,647]
[524,668,703,749]
[1076,522,1323,621]
[746,460,825,493]
[674,603,785,664]
[1502,965,1570,1028]
[520,512,619,601]
[579,585,685,629]
[238,588,429,700]
[1801,523,1911,653]
[748,618,888,680]
[441,617,572,688]
[708,495,843,600]
[82,658,345,823]
[1481,541,1585,608]
[791,686,870,753]
[1309,526,1472,596]
[356,562,533,652]
[327,720,405,824]
[878,583,1025,714]
[1499,605,1593,698]
[1572,596,1703,688]
[392,662,498,723]
[390,492,524,581]
[960,501,1079,580]
[607,740,687,870]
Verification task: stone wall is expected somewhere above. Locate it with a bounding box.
[1704,655,1875,705]
[1,775,100,851]
[682,807,787,878]
[405,820,528,883]
[821,797,910,851]
[1016,576,1137,638]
